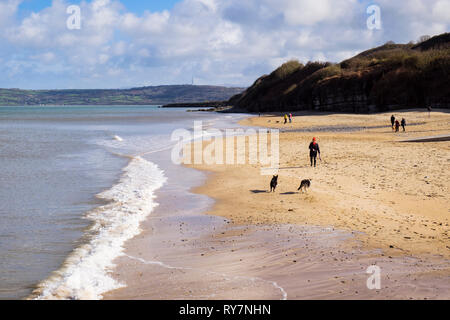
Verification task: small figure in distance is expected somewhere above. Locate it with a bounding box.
[395,119,400,132]
[309,137,321,167]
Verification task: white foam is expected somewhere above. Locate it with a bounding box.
[95,134,175,156]
[32,156,167,300]
[113,135,123,141]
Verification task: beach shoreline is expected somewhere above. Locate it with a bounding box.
[104,109,449,300]
[19,107,246,300]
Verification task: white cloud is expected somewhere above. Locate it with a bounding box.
[0,0,448,89]
[98,54,109,64]
[0,0,21,27]
[433,0,450,22]
[280,0,354,26]
[31,52,56,63]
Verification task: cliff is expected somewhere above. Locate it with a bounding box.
[229,33,450,113]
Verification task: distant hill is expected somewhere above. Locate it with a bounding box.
[0,85,245,106]
[229,33,450,113]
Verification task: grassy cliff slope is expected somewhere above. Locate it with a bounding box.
[229,33,450,113]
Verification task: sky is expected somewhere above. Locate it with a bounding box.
[0,0,449,89]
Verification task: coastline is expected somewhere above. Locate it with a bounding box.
[104,109,449,300]
[22,106,241,300]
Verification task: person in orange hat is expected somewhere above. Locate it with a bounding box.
[309,137,321,167]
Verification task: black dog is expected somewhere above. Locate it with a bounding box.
[297,179,311,193]
[270,175,278,192]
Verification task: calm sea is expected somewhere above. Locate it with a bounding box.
[0,105,246,299]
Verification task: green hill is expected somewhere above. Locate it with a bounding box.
[0,85,245,106]
[229,33,450,113]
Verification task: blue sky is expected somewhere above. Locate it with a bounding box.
[1,0,449,89]
[18,0,180,14]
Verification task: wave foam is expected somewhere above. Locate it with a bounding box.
[32,156,167,300]
[113,135,123,141]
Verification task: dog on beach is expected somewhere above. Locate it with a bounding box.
[297,179,311,193]
[270,175,278,192]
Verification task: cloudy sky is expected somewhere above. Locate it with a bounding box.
[0,0,448,89]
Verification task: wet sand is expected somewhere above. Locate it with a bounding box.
[105,109,450,300]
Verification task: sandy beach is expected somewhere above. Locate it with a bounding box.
[104,109,449,300]
[196,110,450,259]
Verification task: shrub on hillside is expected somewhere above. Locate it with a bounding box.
[272,60,304,80]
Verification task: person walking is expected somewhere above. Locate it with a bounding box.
[391,115,395,131]
[289,113,293,123]
[309,137,321,167]
[395,120,400,132]
[401,118,406,132]
[284,114,288,124]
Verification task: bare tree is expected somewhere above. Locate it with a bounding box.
[418,35,431,43]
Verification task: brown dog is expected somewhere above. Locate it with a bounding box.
[297,179,311,193]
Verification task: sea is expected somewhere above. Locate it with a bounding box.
[0,105,247,299]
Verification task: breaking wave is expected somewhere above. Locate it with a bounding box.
[32,156,167,300]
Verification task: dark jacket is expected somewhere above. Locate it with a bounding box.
[309,142,320,157]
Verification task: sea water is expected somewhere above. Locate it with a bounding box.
[0,105,247,299]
